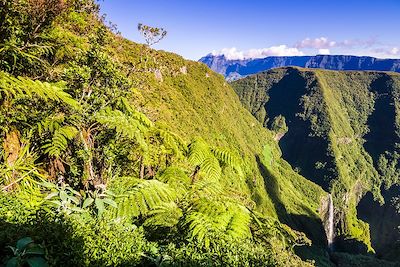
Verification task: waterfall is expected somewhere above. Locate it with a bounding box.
[327,194,335,249]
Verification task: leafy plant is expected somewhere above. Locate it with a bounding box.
[81,188,117,217]
[43,182,84,215]
[5,237,48,267]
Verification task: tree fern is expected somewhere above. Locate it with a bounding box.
[0,71,79,109]
[187,138,210,166]
[190,178,223,198]
[188,138,221,181]
[152,126,187,158]
[157,166,190,197]
[41,126,78,157]
[182,198,251,248]
[144,202,183,228]
[210,146,242,173]
[113,177,177,219]
[95,108,150,148]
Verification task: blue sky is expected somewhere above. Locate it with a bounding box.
[99,0,400,60]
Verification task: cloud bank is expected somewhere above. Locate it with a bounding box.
[296,37,336,49]
[211,45,303,60]
[211,37,399,60]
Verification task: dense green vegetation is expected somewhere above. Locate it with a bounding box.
[0,1,337,266]
[232,67,400,264]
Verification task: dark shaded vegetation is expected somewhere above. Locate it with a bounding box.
[263,68,336,190]
[364,75,399,162]
[357,186,400,261]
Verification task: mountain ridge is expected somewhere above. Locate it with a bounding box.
[199,54,400,80]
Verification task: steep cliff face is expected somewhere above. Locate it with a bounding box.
[231,67,400,257]
[199,54,400,81]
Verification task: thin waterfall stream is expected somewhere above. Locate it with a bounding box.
[327,194,334,250]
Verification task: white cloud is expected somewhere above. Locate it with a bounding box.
[296,37,336,49]
[390,47,399,55]
[296,37,377,49]
[318,49,331,54]
[368,47,400,58]
[212,45,304,60]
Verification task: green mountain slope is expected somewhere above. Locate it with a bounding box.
[109,38,327,219]
[0,1,330,266]
[232,67,400,258]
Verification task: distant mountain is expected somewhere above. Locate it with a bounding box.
[199,54,400,80]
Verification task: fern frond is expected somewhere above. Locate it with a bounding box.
[200,157,221,181]
[37,113,65,135]
[157,166,190,197]
[0,71,79,109]
[95,108,150,147]
[188,138,221,180]
[211,146,242,173]
[153,126,187,157]
[190,178,223,198]
[113,177,177,219]
[144,202,183,228]
[182,198,252,248]
[187,138,210,166]
[42,126,78,157]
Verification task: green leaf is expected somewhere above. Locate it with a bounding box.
[48,200,62,207]
[82,197,94,209]
[44,192,58,200]
[25,245,45,255]
[68,195,80,205]
[5,257,17,267]
[59,191,68,202]
[16,237,34,250]
[26,256,49,267]
[102,198,117,208]
[70,207,84,213]
[95,198,105,216]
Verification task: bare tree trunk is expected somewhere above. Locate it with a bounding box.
[140,156,145,179]
[3,129,20,166]
[80,128,96,188]
[190,166,201,184]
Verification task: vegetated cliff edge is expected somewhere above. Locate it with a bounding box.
[200,54,400,81]
[231,66,400,260]
[112,39,329,241]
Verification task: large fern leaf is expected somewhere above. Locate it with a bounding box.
[211,146,242,173]
[41,126,78,157]
[95,108,150,148]
[0,71,79,109]
[188,138,221,180]
[157,166,190,197]
[144,202,183,228]
[182,198,251,248]
[113,177,177,219]
[187,138,210,166]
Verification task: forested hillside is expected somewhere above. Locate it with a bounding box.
[232,67,400,264]
[0,1,334,266]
